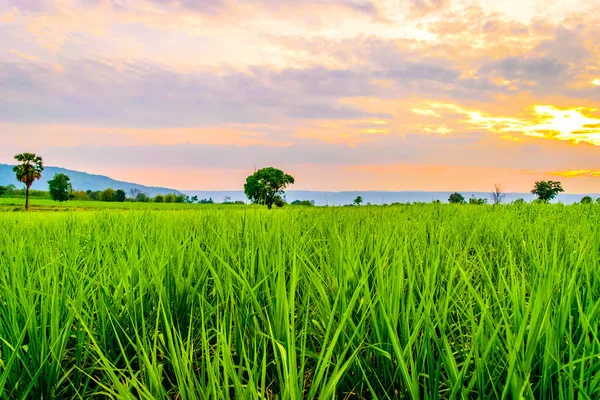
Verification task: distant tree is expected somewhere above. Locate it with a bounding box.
[432,199,441,204]
[48,173,72,202]
[129,188,141,199]
[88,190,101,201]
[70,191,89,201]
[531,181,564,202]
[0,186,6,197]
[353,196,363,206]
[13,153,44,211]
[101,188,116,202]
[469,196,488,205]
[512,198,526,205]
[448,192,466,204]
[580,196,593,204]
[3,184,16,196]
[291,200,314,206]
[164,193,176,203]
[198,198,214,204]
[185,195,198,204]
[223,196,232,204]
[115,189,126,202]
[175,194,186,203]
[596,198,600,204]
[234,200,245,205]
[244,167,295,209]
[154,194,164,203]
[135,192,149,202]
[491,183,505,205]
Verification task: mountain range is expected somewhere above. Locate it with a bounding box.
[0,164,180,197]
[1,164,597,204]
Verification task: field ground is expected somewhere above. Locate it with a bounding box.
[0,203,599,398]
[0,197,234,211]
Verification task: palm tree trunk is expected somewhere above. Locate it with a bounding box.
[25,186,29,211]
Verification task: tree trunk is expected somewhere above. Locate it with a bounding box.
[25,186,30,211]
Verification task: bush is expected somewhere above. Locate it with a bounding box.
[469,197,488,205]
[291,200,314,206]
[448,192,466,204]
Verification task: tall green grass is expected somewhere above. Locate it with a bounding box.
[0,205,598,398]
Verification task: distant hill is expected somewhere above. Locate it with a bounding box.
[185,190,600,205]
[0,164,180,197]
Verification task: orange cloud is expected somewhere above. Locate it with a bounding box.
[412,103,600,145]
[292,119,390,145]
[549,170,600,178]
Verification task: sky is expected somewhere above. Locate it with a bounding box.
[1,0,600,192]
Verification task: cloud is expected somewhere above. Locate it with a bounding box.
[481,57,567,83]
[408,0,449,16]
[410,102,600,146]
[548,169,600,178]
[0,58,391,126]
[1,0,600,191]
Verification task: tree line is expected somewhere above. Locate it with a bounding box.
[4,152,598,210]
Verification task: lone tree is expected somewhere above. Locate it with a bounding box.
[244,167,295,209]
[581,196,593,204]
[491,183,505,205]
[115,189,126,202]
[13,153,44,211]
[353,196,363,206]
[531,180,564,202]
[48,173,72,202]
[448,192,466,204]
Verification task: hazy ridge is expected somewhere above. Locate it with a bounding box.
[0,164,180,197]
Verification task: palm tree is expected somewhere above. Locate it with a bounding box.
[353,196,363,206]
[13,153,44,211]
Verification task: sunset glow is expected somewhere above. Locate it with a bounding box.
[1,0,600,191]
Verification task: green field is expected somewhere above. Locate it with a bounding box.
[0,197,218,211]
[0,204,599,399]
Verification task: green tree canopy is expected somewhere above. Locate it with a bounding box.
[580,196,593,204]
[164,193,176,203]
[531,181,564,202]
[115,189,126,202]
[448,192,466,204]
[13,153,44,211]
[291,200,314,206]
[135,192,149,202]
[469,196,488,205]
[48,173,73,202]
[353,196,363,206]
[101,188,116,202]
[244,167,295,209]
